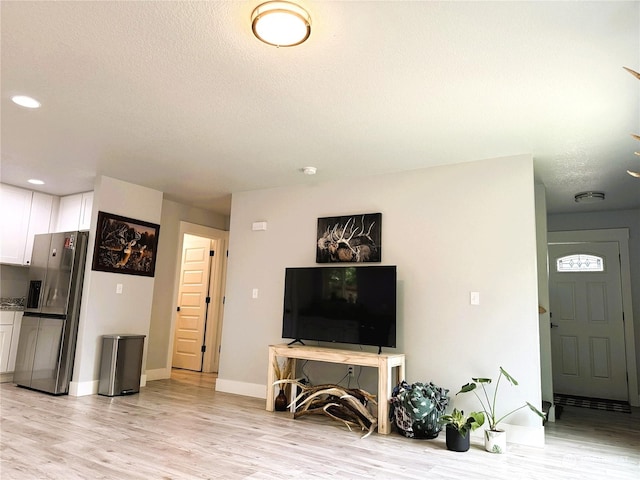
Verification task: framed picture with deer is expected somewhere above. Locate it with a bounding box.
[91,211,160,277]
[316,213,381,263]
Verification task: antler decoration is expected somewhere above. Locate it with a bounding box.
[625,67,640,178]
[273,379,378,438]
[623,66,640,80]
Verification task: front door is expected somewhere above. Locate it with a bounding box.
[548,242,627,401]
[172,235,212,371]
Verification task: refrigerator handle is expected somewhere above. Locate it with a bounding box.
[27,280,42,309]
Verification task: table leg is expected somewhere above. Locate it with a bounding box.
[288,358,298,412]
[398,362,406,384]
[378,358,391,434]
[266,348,276,411]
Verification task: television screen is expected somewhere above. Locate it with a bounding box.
[282,265,397,349]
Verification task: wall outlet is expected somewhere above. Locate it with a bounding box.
[347,365,355,377]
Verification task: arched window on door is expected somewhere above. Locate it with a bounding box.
[556,253,604,272]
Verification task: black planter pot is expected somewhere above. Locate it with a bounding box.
[445,425,471,452]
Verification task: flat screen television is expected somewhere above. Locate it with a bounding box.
[282,265,397,351]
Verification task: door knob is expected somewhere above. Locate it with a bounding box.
[550,323,559,328]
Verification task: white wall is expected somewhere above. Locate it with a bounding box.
[71,176,163,396]
[217,154,544,446]
[548,209,640,395]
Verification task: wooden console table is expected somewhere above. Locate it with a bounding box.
[266,344,405,435]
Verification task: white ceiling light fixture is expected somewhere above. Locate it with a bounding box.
[302,166,317,175]
[11,95,41,109]
[574,191,605,203]
[28,179,45,185]
[251,1,311,47]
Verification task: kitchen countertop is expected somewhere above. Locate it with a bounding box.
[0,297,25,311]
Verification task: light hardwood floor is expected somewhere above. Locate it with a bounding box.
[1,371,638,479]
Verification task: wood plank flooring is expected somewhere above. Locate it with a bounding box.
[1,371,639,479]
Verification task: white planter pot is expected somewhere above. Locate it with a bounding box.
[484,429,507,453]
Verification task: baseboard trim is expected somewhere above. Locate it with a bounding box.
[470,423,545,448]
[69,376,147,396]
[145,368,171,381]
[69,380,98,397]
[215,378,266,399]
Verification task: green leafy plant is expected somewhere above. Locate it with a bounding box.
[457,366,546,431]
[439,408,485,438]
[390,381,450,439]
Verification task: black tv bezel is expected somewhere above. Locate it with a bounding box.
[281,265,397,350]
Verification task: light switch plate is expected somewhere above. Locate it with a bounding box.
[470,291,480,305]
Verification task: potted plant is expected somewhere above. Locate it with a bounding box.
[439,408,485,452]
[389,381,449,439]
[457,366,546,453]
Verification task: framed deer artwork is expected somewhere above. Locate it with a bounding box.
[316,213,381,263]
[91,211,160,277]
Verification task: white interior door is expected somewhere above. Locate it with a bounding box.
[203,237,224,373]
[172,234,212,371]
[548,242,627,401]
[0,324,13,372]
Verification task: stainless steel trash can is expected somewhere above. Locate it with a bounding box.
[98,334,146,396]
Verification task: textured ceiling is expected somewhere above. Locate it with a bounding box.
[1,1,639,215]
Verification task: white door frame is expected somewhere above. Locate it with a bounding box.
[548,228,638,406]
[166,221,228,375]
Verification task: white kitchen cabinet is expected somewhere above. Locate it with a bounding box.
[0,184,32,265]
[79,191,93,230]
[24,192,57,265]
[0,185,55,265]
[0,325,12,373]
[55,193,82,232]
[0,311,23,374]
[8,312,22,372]
[55,191,93,232]
[0,312,15,373]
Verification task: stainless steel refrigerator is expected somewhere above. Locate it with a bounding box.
[13,231,89,395]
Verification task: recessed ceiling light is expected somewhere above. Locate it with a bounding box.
[574,191,605,203]
[28,179,45,185]
[11,95,41,109]
[301,166,317,175]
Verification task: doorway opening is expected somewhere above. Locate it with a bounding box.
[547,229,638,408]
[170,367,217,389]
[170,222,228,375]
[549,242,626,400]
